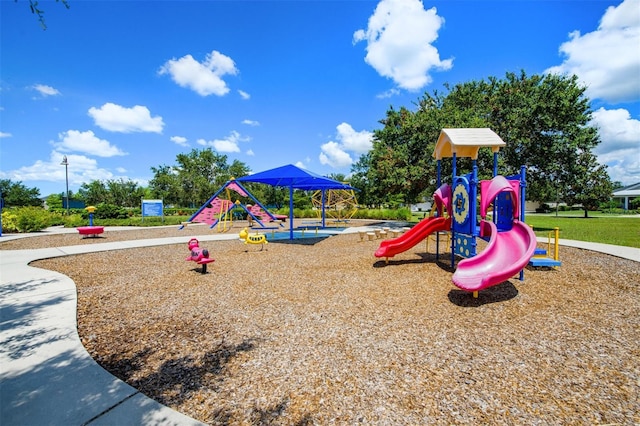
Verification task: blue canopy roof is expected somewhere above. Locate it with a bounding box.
[237,164,353,190]
[237,164,355,239]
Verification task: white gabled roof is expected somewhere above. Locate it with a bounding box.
[433,128,506,160]
[612,182,640,197]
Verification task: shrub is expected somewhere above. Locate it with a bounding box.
[63,214,88,227]
[94,203,129,219]
[1,209,19,233]
[1,207,52,233]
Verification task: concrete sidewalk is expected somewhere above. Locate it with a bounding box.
[0,243,208,425]
[1,226,638,425]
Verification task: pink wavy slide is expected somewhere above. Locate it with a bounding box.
[374,216,451,259]
[452,219,536,292]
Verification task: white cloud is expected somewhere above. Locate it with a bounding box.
[376,88,401,99]
[353,0,452,91]
[319,141,354,168]
[545,0,640,103]
[0,132,12,138]
[336,122,373,154]
[88,103,164,133]
[591,107,640,154]
[238,90,250,100]
[242,119,260,126]
[295,161,307,169]
[31,84,60,97]
[590,107,640,185]
[246,149,255,156]
[319,123,374,169]
[170,135,189,147]
[52,130,127,157]
[158,50,238,96]
[0,151,115,188]
[196,130,249,153]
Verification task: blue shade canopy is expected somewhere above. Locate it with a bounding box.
[237,164,355,239]
[237,164,353,190]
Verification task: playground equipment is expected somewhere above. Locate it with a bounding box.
[375,184,452,263]
[451,175,537,294]
[529,227,562,268]
[436,128,536,296]
[239,227,268,250]
[312,187,358,224]
[246,204,287,225]
[77,205,105,238]
[375,128,537,298]
[185,238,215,273]
[182,179,285,231]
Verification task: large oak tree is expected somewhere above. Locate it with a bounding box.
[355,71,612,212]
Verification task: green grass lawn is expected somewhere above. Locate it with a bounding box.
[410,212,639,248]
[524,214,639,248]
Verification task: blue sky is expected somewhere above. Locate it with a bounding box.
[1,0,639,198]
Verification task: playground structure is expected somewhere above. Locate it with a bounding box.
[246,204,287,226]
[182,179,285,231]
[311,187,358,224]
[375,128,537,297]
[77,205,105,238]
[375,184,452,261]
[185,238,215,273]
[236,164,357,240]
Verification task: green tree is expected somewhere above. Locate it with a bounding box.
[105,178,146,207]
[327,173,347,183]
[175,148,231,207]
[357,71,611,208]
[0,179,43,207]
[350,152,377,207]
[149,165,180,205]
[46,193,63,209]
[364,106,434,205]
[229,160,251,180]
[253,184,287,209]
[78,180,109,206]
[149,148,251,207]
[611,181,624,190]
[562,149,613,217]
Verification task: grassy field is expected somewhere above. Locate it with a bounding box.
[409,212,639,248]
[524,214,640,248]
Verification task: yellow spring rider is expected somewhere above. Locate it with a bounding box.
[239,227,268,250]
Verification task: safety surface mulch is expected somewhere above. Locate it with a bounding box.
[10,224,639,425]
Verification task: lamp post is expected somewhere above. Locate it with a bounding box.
[60,155,69,215]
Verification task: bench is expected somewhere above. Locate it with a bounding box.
[77,226,104,238]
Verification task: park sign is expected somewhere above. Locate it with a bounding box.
[141,199,163,222]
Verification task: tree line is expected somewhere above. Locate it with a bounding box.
[3,71,621,216]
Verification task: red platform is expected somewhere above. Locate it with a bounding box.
[77,226,105,237]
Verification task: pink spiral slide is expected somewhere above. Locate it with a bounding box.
[451,219,536,292]
[452,175,536,292]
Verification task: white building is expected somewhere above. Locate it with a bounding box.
[612,183,640,210]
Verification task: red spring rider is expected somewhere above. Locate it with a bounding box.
[186,238,215,273]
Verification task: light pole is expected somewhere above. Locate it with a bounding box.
[60,155,69,215]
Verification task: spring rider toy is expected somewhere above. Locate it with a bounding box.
[239,227,268,250]
[186,238,215,273]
